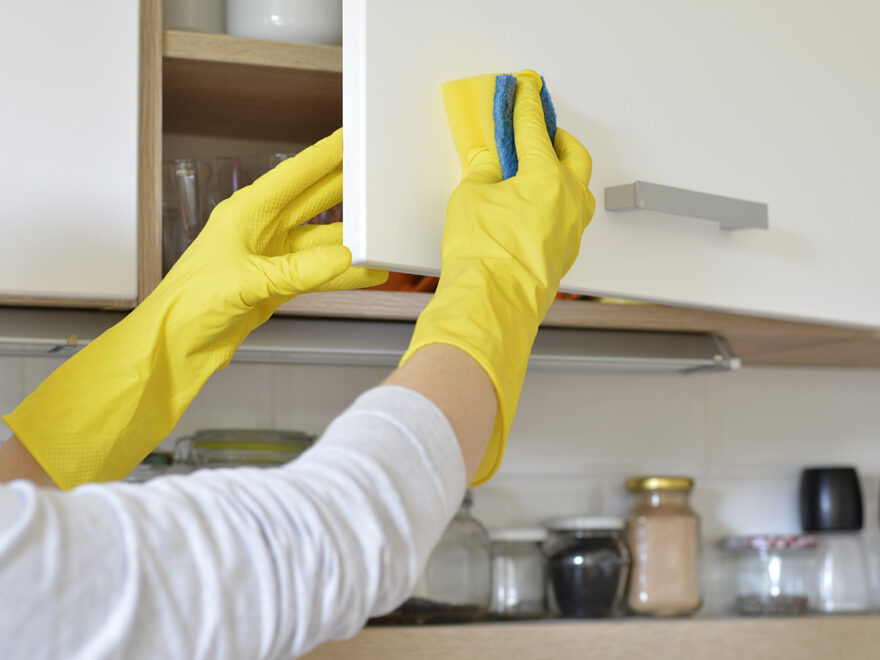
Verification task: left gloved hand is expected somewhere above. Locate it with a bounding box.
[4,128,387,488]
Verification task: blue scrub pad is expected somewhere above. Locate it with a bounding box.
[493,74,558,180]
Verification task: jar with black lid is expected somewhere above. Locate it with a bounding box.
[544,517,631,618]
[800,467,871,612]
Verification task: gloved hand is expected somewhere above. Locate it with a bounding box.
[4,128,387,489]
[401,71,596,485]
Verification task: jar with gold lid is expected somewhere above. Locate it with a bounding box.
[625,476,701,616]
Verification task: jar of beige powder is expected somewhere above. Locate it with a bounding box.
[625,476,701,616]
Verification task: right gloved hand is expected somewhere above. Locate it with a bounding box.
[400,70,596,485]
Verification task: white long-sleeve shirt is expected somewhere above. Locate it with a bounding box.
[0,385,466,660]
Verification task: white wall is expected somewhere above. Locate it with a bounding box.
[2,356,879,614]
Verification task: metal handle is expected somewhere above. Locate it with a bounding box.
[604,181,768,230]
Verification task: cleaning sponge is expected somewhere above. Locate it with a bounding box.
[442,70,557,180]
[493,73,557,178]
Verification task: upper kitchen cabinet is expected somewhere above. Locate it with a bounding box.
[342,0,880,328]
[0,0,149,307]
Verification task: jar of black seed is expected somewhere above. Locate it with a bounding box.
[544,517,631,618]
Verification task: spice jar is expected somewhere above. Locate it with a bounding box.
[373,491,491,624]
[721,535,818,616]
[173,429,314,469]
[544,517,631,618]
[489,527,548,619]
[625,476,701,616]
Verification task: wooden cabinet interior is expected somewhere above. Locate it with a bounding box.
[163,30,342,142]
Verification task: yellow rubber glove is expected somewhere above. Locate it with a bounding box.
[3,128,387,489]
[401,71,596,485]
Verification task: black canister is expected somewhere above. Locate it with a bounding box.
[544,517,631,618]
[799,466,870,612]
[799,467,863,532]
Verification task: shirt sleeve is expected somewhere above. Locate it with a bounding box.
[0,385,467,660]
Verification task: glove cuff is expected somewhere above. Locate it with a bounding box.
[3,285,232,489]
[400,266,543,485]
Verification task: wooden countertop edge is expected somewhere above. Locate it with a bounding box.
[303,615,880,660]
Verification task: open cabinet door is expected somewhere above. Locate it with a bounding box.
[342,0,880,328]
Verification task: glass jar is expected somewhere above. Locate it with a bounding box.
[373,491,491,624]
[173,429,314,469]
[814,533,871,613]
[800,467,871,613]
[162,153,297,274]
[543,517,631,618]
[489,527,548,619]
[625,476,701,616]
[721,535,818,616]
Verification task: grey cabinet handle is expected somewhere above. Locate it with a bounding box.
[604,181,768,230]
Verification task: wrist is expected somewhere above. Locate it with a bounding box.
[402,261,548,486]
[405,262,541,404]
[427,262,546,341]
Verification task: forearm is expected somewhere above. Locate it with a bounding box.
[400,272,536,485]
[0,341,495,493]
[384,343,495,484]
[0,385,465,660]
[0,436,55,487]
[2,297,222,488]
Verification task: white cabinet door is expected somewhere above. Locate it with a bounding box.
[343,0,880,328]
[0,1,139,300]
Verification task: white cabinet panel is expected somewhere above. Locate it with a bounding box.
[343,0,880,327]
[0,1,139,299]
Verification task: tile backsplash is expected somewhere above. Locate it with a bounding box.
[3,356,880,613]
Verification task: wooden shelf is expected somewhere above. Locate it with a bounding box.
[302,615,878,659]
[279,291,880,368]
[162,30,342,142]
